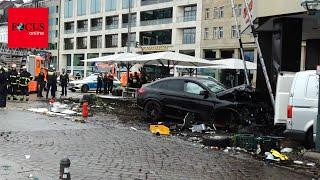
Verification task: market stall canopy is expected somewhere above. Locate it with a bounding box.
[125,51,216,67]
[82,53,142,63]
[176,58,257,70]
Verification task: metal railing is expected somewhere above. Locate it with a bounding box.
[77,28,88,33]
[140,18,172,26]
[176,15,196,22]
[91,25,102,31]
[122,22,136,28]
[141,0,172,6]
[106,24,118,30]
[64,29,74,34]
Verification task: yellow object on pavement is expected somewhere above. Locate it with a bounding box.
[271,149,288,161]
[150,125,170,135]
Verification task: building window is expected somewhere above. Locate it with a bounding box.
[205,8,210,19]
[122,13,137,27]
[49,43,57,50]
[140,30,172,45]
[77,20,88,32]
[106,16,119,29]
[64,0,73,18]
[219,6,224,18]
[56,5,59,13]
[122,0,134,9]
[204,28,209,40]
[64,38,74,50]
[105,34,118,48]
[121,33,136,47]
[56,18,58,25]
[66,54,71,66]
[64,22,74,34]
[183,28,196,44]
[90,35,102,49]
[91,18,102,31]
[231,25,241,38]
[74,54,85,66]
[106,0,117,11]
[244,50,254,62]
[233,4,242,17]
[213,7,218,18]
[77,0,86,16]
[76,37,87,49]
[91,0,101,14]
[184,6,196,21]
[49,6,56,14]
[49,18,56,26]
[219,27,224,39]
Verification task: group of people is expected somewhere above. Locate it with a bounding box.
[0,64,32,108]
[0,63,70,108]
[128,72,148,88]
[96,72,114,94]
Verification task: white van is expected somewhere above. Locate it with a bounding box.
[284,70,317,147]
[274,72,296,125]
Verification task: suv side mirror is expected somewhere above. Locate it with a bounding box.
[200,90,209,98]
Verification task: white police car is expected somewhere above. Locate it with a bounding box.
[69,74,121,93]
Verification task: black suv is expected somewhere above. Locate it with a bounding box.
[137,77,271,130]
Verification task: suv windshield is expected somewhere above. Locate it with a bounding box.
[199,79,226,94]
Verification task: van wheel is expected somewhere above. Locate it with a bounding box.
[305,128,314,149]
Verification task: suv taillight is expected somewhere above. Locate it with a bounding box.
[287,105,293,119]
[138,88,145,94]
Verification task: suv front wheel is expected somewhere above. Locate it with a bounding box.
[144,101,162,121]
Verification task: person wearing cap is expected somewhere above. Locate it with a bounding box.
[0,64,8,107]
[8,64,19,100]
[60,68,69,97]
[46,66,57,100]
[19,66,32,101]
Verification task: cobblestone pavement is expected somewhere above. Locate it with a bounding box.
[0,96,314,180]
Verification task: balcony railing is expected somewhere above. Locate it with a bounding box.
[177,15,196,22]
[91,25,102,31]
[77,28,88,33]
[141,0,172,6]
[140,18,172,26]
[106,24,118,30]
[64,29,74,34]
[122,22,136,28]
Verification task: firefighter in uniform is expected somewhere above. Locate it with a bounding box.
[8,64,18,100]
[19,66,32,101]
[46,66,57,100]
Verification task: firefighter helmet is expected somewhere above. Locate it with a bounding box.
[12,64,16,68]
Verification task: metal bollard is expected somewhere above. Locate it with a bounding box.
[59,158,71,180]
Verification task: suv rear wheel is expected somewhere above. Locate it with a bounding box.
[144,101,162,121]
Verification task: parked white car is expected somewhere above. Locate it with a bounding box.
[69,74,121,93]
[285,70,317,147]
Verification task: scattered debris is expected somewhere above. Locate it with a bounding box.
[306,162,316,167]
[25,155,31,159]
[130,127,138,131]
[202,135,231,148]
[293,160,304,165]
[150,124,170,135]
[270,149,288,161]
[280,148,293,153]
[61,110,77,115]
[190,124,206,133]
[27,108,48,113]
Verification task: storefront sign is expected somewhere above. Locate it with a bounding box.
[141,45,173,52]
[8,8,48,48]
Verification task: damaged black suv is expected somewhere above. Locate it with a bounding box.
[137,77,272,130]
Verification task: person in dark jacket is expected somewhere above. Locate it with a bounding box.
[128,74,134,87]
[46,66,57,99]
[103,72,108,94]
[96,73,103,94]
[37,68,45,98]
[0,65,8,107]
[8,64,19,100]
[107,73,114,95]
[60,68,69,97]
[132,72,140,88]
[19,66,32,101]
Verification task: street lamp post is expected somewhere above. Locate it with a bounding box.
[301,0,320,151]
